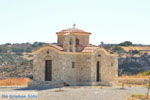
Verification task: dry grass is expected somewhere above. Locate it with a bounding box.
[120,46,150,52]
[0,78,31,86]
[128,94,150,100]
[117,75,150,86]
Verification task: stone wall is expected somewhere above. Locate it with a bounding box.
[57,34,90,52]
[57,34,89,47]
[93,49,118,82]
[57,35,64,46]
[32,46,118,87]
[33,48,61,82]
[75,35,89,46]
[76,54,92,82]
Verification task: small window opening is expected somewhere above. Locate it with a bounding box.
[70,38,73,45]
[76,38,79,45]
[47,51,49,54]
[72,62,75,68]
[111,63,114,66]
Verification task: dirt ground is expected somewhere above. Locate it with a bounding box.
[0,86,148,100]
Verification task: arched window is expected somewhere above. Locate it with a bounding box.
[76,38,80,45]
[69,38,73,45]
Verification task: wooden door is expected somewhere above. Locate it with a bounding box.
[45,60,52,81]
[96,61,100,82]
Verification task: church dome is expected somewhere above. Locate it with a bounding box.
[56,28,91,35]
[60,28,85,33]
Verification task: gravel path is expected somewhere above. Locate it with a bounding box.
[0,86,148,100]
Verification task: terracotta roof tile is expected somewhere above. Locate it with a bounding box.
[60,28,85,32]
[47,44,63,51]
[56,28,91,35]
[33,44,63,53]
[82,46,99,52]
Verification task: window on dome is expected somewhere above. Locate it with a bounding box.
[70,38,73,45]
[76,38,80,45]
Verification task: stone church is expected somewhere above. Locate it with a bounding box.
[29,25,118,88]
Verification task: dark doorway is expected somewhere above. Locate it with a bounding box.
[45,60,52,81]
[96,61,100,82]
[76,38,80,45]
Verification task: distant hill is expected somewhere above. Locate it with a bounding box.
[0,42,48,54]
[0,42,48,79]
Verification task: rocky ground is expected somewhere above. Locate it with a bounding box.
[0,86,147,100]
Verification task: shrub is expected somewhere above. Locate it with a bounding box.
[131,94,145,99]
[131,50,140,55]
[140,70,150,76]
[0,47,7,53]
[12,48,24,53]
[112,46,125,53]
[119,41,133,46]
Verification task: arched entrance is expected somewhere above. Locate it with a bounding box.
[45,60,52,81]
[96,61,101,82]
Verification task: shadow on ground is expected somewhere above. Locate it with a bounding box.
[14,87,61,91]
[12,86,130,91]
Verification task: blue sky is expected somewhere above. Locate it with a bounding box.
[0,0,150,45]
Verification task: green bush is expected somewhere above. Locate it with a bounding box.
[131,50,140,54]
[12,48,25,53]
[112,46,125,53]
[119,41,133,46]
[131,94,145,99]
[0,47,7,53]
[25,47,32,52]
[32,42,46,48]
[140,70,150,76]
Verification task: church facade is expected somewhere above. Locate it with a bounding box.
[29,26,118,88]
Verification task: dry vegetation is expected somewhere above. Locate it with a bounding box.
[128,94,150,100]
[0,78,31,86]
[117,75,150,100]
[117,75,150,86]
[120,46,150,52]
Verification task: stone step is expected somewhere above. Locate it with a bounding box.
[28,81,111,89]
[28,81,63,89]
[76,81,110,86]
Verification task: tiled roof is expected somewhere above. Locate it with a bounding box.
[60,28,85,32]
[56,28,91,35]
[47,44,64,51]
[82,46,100,52]
[33,44,63,53]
